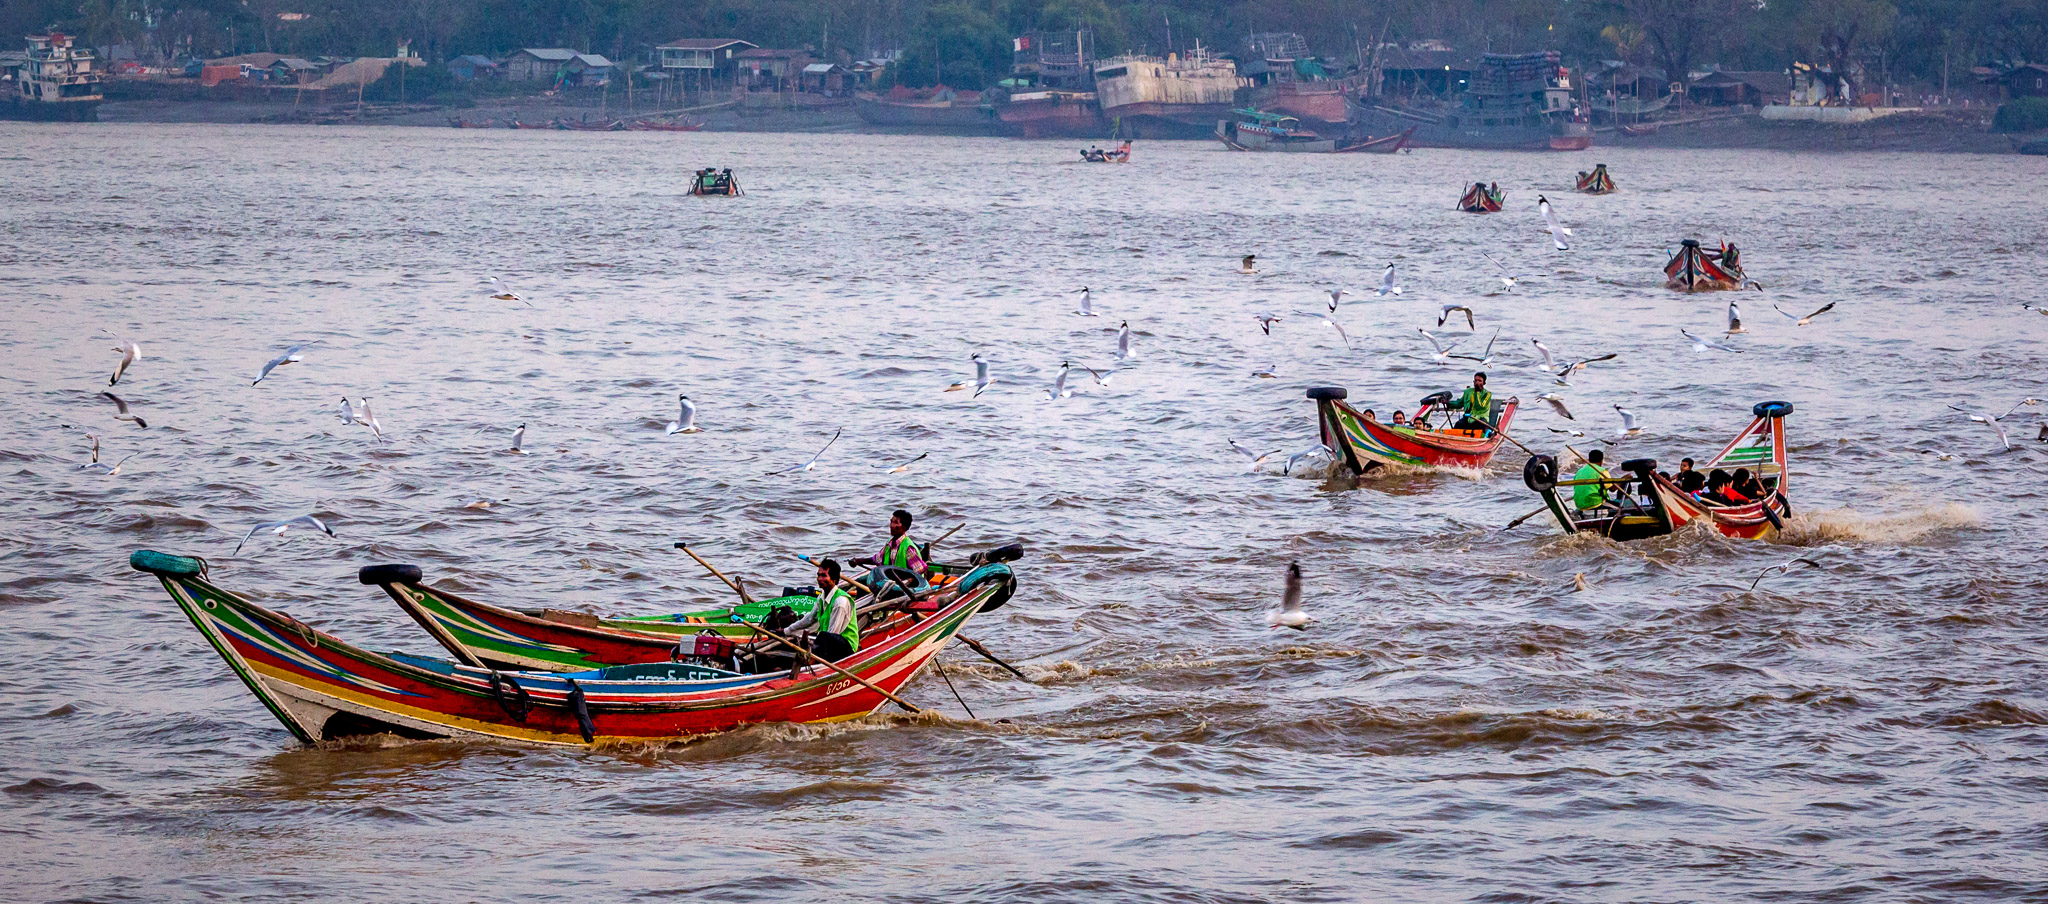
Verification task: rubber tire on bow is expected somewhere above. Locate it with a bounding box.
[1753,400,1794,419]
[1305,386,1348,401]
[1620,458,1657,475]
[1523,454,1557,492]
[358,564,423,585]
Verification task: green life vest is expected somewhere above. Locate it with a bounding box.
[1458,387,1494,421]
[883,534,919,570]
[1572,463,1612,510]
[820,586,859,652]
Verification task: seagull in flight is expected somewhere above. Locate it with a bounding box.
[945,354,996,397]
[234,514,336,555]
[2022,303,2048,316]
[1418,329,1460,364]
[1284,444,1334,476]
[1250,363,1279,378]
[1536,392,1574,420]
[1075,287,1099,317]
[107,338,142,386]
[1917,448,1955,461]
[481,277,532,307]
[1076,362,1117,389]
[1749,557,1822,591]
[1479,250,1524,290]
[1448,329,1501,367]
[1239,254,1259,274]
[78,434,136,475]
[508,424,529,454]
[1438,304,1475,330]
[1116,321,1135,361]
[1326,288,1347,313]
[1948,404,2010,450]
[1266,563,1311,630]
[1537,195,1572,250]
[771,428,842,474]
[1773,302,1836,326]
[878,452,928,474]
[1548,426,1587,437]
[1376,263,1403,297]
[1293,310,1352,350]
[1726,301,1746,334]
[1681,328,1743,353]
[1228,439,1280,472]
[339,397,384,442]
[101,391,148,429]
[1253,313,1282,336]
[253,343,311,385]
[1044,362,1074,400]
[1997,398,2042,420]
[666,395,702,434]
[1612,404,1643,438]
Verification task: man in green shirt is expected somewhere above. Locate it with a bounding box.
[1451,372,1494,432]
[790,558,860,662]
[1572,449,1616,514]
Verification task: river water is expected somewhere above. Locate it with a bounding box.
[2,124,2045,902]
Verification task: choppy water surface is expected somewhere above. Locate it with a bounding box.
[3,124,2046,902]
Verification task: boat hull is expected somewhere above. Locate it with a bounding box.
[1105,101,1238,139]
[1350,101,1591,151]
[995,92,1107,139]
[1217,123,1413,153]
[0,97,99,122]
[137,556,989,746]
[855,96,1000,135]
[1314,391,1518,472]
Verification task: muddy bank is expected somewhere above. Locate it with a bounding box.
[1605,109,2022,154]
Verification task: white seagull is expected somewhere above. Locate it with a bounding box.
[1284,444,1334,476]
[1726,301,1746,334]
[108,338,142,386]
[1419,329,1461,364]
[1948,404,2010,450]
[1253,313,1283,335]
[101,391,148,429]
[1448,329,1501,367]
[1997,398,2042,420]
[1292,310,1353,350]
[879,452,928,474]
[1326,288,1347,312]
[1681,328,1743,353]
[1075,287,1099,317]
[1044,362,1074,400]
[1266,563,1311,630]
[1548,426,1587,437]
[1480,250,1524,290]
[1228,439,1280,472]
[945,353,996,397]
[1749,557,1823,591]
[234,514,336,555]
[509,424,528,454]
[1078,362,1116,389]
[1612,404,1643,438]
[1773,301,1836,326]
[1116,321,1135,361]
[1250,363,1279,378]
[1537,195,1572,250]
[1376,263,1403,297]
[772,428,843,474]
[1239,254,1259,274]
[2022,303,2048,316]
[666,395,702,434]
[339,397,385,442]
[481,277,532,307]
[1438,304,1476,330]
[253,343,311,385]
[78,434,136,475]
[1536,392,1574,420]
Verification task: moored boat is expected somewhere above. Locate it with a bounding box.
[358,551,1019,672]
[1458,181,1505,212]
[690,167,742,196]
[1576,163,1616,193]
[1521,401,1794,541]
[1664,239,1746,291]
[1307,386,1520,473]
[993,89,1106,138]
[1215,110,1413,153]
[631,118,705,132]
[130,550,998,746]
[2,33,102,122]
[854,86,999,135]
[1094,49,1245,139]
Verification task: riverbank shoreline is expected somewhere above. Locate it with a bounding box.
[87,97,2036,153]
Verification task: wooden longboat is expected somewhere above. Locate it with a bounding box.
[131,551,996,747]
[1665,239,1746,292]
[1576,163,1616,193]
[1458,182,1505,212]
[358,555,1018,672]
[1308,386,1520,473]
[1522,401,1794,540]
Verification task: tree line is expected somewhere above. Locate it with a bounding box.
[7,0,2043,95]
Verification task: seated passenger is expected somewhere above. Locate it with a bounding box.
[1702,471,1737,505]
[1572,449,1617,516]
[1724,468,1754,503]
[787,558,860,663]
[1673,457,1706,494]
[1390,410,1406,426]
[852,508,927,586]
[1361,408,1377,422]
[1735,469,1767,500]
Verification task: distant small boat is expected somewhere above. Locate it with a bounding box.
[690,168,743,196]
[1619,121,1661,137]
[631,119,705,132]
[1458,181,1505,212]
[1079,140,1132,163]
[556,119,626,131]
[1665,239,1746,292]
[1576,163,1616,194]
[1216,111,1413,154]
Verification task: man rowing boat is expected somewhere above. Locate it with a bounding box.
[1450,372,1494,432]
[786,558,860,662]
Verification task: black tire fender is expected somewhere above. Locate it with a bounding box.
[1523,454,1558,492]
[1305,386,1348,401]
[1753,400,1793,419]
[358,564,423,585]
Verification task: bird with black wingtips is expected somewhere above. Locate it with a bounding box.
[101,392,147,429]
[666,395,701,434]
[1376,263,1402,297]
[234,514,335,555]
[253,343,311,386]
[1266,563,1310,630]
[1773,302,1835,326]
[108,338,142,386]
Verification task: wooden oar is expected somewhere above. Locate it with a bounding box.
[958,636,1032,681]
[740,621,922,714]
[673,541,748,603]
[1500,506,1549,531]
[926,522,966,551]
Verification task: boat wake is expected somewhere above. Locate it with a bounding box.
[1775,503,1981,545]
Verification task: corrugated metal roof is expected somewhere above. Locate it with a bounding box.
[574,53,613,68]
[518,48,577,61]
[658,38,757,51]
[802,63,838,73]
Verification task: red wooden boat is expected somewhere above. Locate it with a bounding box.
[1458,181,1505,212]
[1522,401,1794,541]
[1308,386,1520,473]
[131,551,1000,746]
[1576,163,1616,194]
[1665,239,1746,292]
